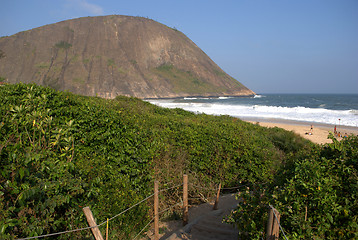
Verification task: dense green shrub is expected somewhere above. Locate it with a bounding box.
[0,83,312,239]
[226,134,358,239]
[0,84,151,239]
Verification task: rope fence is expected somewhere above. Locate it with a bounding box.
[132,216,155,240]
[158,183,183,193]
[14,176,288,240]
[106,193,155,223]
[221,184,250,190]
[158,202,183,216]
[15,182,182,240]
[16,224,103,240]
[188,182,253,191]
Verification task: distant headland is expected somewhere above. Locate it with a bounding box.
[0,15,255,99]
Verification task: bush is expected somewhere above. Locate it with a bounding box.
[0,84,151,239]
[227,134,358,239]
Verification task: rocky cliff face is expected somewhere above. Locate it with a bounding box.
[0,15,255,98]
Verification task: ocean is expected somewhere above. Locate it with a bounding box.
[147,94,358,127]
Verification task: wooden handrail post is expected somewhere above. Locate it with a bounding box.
[183,174,188,226]
[305,205,308,221]
[213,183,221,210]
[272,208,280,240]
[266,207,280,240]
[266,208,274,240]
[83,207,104,240]
[106,218,109,240]
[154,181,159,240]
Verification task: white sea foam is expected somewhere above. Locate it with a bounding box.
[183,97,213,100]
[148,100,358,127]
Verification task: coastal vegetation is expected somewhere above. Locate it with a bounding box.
[0,83,356,239]
[226,133,358,239]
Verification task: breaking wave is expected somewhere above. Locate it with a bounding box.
[148,99,358,127]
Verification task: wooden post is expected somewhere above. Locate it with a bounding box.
[266,207,280,240]
[154,181,159,240]
[266,208,274,240]
[305,205,308,221]
[213,183,221,210]
[106,218,109,240]
[272,208,280,240]
[83,207,104,240]
[183,174,188,226]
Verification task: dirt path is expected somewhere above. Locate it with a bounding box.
[144,194,240,240]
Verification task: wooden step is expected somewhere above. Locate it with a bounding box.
[192,223,238,236]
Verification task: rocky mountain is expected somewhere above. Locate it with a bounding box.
[0,15,255,98]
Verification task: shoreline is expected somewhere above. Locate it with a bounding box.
[242,117,358,145]
[144,94,256,100]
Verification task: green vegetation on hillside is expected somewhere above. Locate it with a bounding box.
[0,49,5,59]
[1,83,314,239]
[152,64,226,94]
[54,41,72,50]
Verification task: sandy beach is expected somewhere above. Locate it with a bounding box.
[247,119,358,145]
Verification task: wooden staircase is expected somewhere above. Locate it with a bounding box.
[166,194,239,240]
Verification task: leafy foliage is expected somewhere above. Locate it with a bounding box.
[0,84,150,239]
[227,134,358,239]
[0,83,312,239]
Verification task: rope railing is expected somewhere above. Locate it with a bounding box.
[14,177,287,240]
[158,202,183,216]
[15,182,183,240]
[158,183,183,194]
[188,182,251,191]
[132,216,156,240]
[15,192,156,240]
[188,183,217,190]
[15,224,102,240]
[187,182,249,205]
[105,192,155,223]
[221,184,250,190]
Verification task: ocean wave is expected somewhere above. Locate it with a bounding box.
[147,100,358,127]
[350,110,358,116]
[183,97,214,100]
[253,95,265,98]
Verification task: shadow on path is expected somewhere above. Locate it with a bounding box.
[161,194,240,240]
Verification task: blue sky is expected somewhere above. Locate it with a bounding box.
[1,0,357,94]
